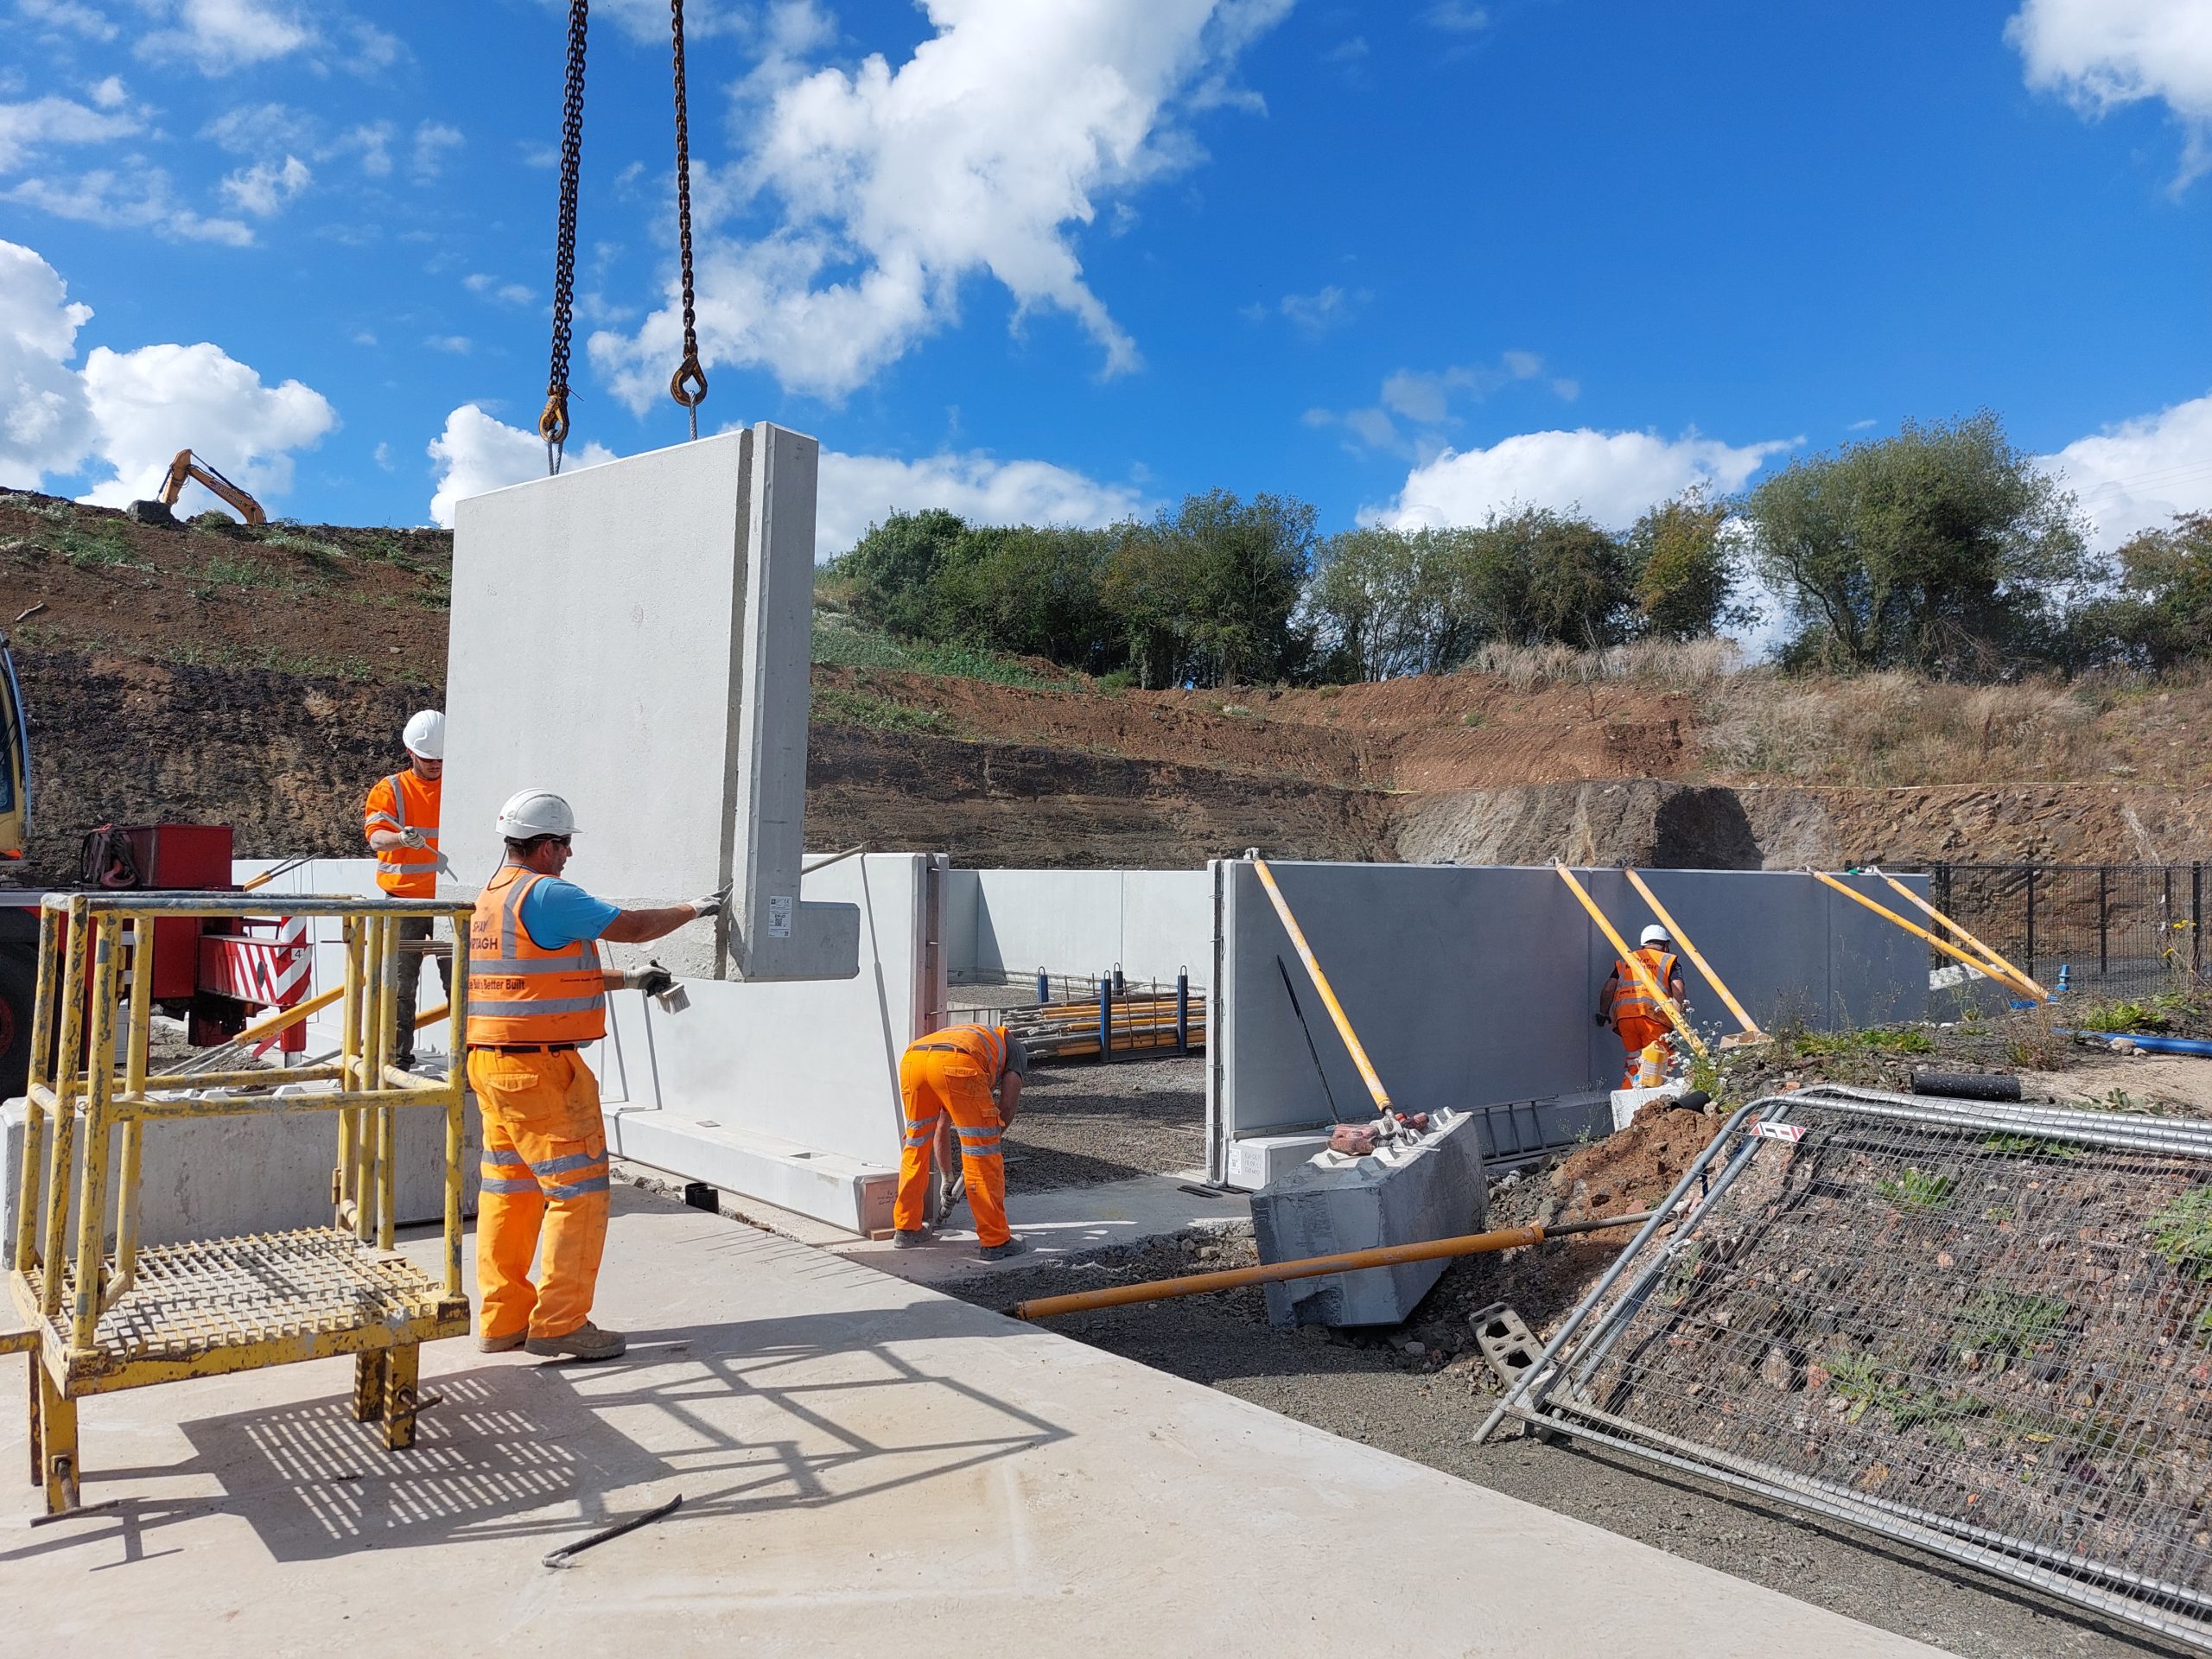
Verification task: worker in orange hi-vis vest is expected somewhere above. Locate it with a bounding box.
[363,709,450,1071]
[466,789,725,1363]
[891,1022,1030,1261]
[1598,924,1688,1088]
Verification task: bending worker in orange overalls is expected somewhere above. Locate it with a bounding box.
[363,709,449,1072]
[467,788,723,1361]
[891,1023,1030,1261]
[1598,923,1688,1087]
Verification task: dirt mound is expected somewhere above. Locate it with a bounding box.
[1549,1102,1722,1217]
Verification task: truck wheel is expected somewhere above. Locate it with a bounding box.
[0,943,31,1102]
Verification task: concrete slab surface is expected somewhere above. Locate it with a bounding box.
[1,1188,1947,1657]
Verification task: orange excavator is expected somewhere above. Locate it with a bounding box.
[149,448,266,526]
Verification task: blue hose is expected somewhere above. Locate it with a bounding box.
[2060,1030,2212,1059]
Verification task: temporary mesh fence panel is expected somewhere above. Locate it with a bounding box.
[1490,1087,2212,1651]
[1925,862,2205,1000]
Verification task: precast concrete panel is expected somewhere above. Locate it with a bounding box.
[1210,861,1931,1186]
[954,869,1213,984]
[596,854,940,1230]
[442,425,855,982]
[1116,871,1212,984]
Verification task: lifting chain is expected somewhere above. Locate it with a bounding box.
[541,0,589,474]
[668,0,707,439]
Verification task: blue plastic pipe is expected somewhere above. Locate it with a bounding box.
[2061,1030,2212,1058]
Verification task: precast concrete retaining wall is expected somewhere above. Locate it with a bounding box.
[1206,861,1929,1186]
[944,868,1211,985]
[599,853,945,1232]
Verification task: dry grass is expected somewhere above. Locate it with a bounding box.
[1452,639,2212,786]
[1697,673,2110,785]
[1462,636,1745,692]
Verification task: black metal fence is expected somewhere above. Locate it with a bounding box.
[1919,861,2205,1000]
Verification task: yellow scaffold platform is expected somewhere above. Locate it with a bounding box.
[8,892,476,1515]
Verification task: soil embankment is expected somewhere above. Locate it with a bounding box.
[5,488,2205,874]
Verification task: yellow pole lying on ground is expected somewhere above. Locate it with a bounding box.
[1251,857,1392,1113]
[1869,867,2048,1001]
[1807,869,2045,1002]
[1623,868,1764,1039]
[1554,863,1709,1061]
[1011,1208,1660,1321]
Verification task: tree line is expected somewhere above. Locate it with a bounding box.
[824,413,2212,688]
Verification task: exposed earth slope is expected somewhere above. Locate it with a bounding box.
[4,490,2205,874]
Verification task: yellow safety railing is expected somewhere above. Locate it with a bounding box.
[8,891,474,1515]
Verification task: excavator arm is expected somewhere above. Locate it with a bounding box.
[158,448,268,527]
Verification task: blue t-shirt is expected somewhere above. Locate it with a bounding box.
[518,876,621,950]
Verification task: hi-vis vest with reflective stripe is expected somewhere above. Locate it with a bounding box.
[1611,946,1683,1024]
[467,867,607,1046]
[365,769,441,897]
[916,1023,1009,1077]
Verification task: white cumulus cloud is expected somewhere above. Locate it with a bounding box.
[589,0,1288,405]
[427,404,617,530]
[2009,0,2212,186]
[76,340,335,504]
[424,404,1147,558]
[5,168,254,244]
[0,238,97,484]
[0,92,144,171]
[136,0,316,74]
[0,237,334,501]
[218,153,309,215]
[2041,390,2212,550]
[1370,427,1795,532]
[817,448,1149,559]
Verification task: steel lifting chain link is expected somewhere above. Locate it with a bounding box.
[668,0,707,439]
[541,0,589,474]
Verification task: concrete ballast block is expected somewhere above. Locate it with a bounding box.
[1249,1109,1485,1327]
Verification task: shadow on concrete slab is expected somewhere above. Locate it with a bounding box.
[3,1310,1068,1567]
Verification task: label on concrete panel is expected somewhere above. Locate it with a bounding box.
[766,894,793,938]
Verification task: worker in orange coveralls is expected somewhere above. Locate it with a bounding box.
[467,788,722,1362]
[1598,923,1687,1087]
[363,709,448,1072]
[890,1023,1030,1261]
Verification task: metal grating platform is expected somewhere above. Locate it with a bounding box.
[16,1229,468,1393]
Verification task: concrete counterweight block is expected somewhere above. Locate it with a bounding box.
[1249,1109,1485,1328]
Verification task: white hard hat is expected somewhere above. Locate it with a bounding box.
[497,789,576,840]
[1640,924,1671,947]
[402,709,446,760]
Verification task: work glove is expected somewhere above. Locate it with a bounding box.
[400,826,428,849]
[690,884,731,919]
[432,849,454,879]
[621,963,677,998]
[1595,1014,1609,1028]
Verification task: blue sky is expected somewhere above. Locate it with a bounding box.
[2,0,2208,556]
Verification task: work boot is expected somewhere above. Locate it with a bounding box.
[525,1322,627,1362]
[890,1228,931,1249]
[478,1330,526,1354]
[978,1238,1029,1262]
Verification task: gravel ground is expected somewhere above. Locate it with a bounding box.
[958,1226,2191,1659]
[944,986,1209,1192]
[1001,1052,1206,1190]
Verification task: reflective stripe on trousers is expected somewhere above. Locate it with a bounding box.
[892,1046,1010,1247]
[468,1047,610,1341]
